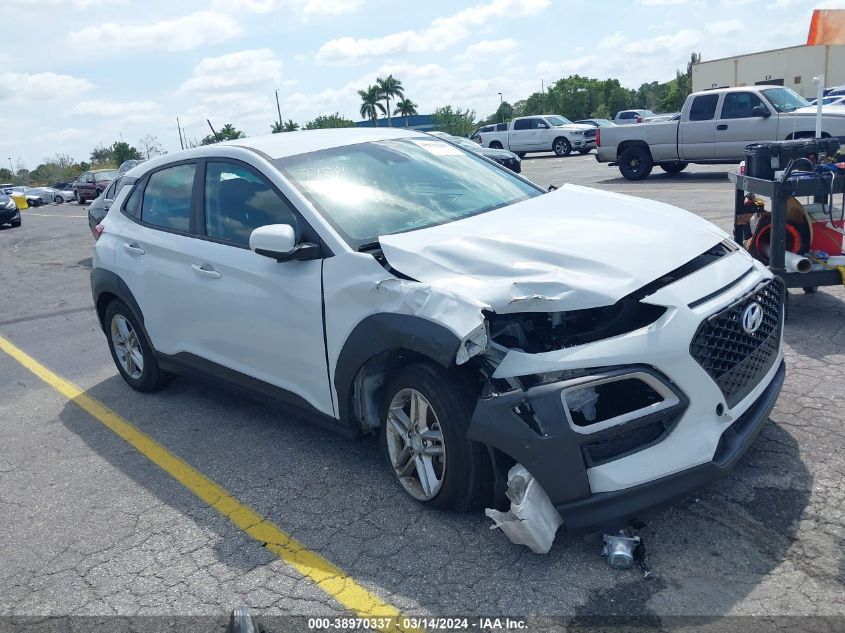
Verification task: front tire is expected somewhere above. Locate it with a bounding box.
[54,195,62,203]
[618,145,654,180]
[10,220,21,228]
[380,363,489,511]
[553,137,572,157]
[489,141,503,149]
[660,161,688,174]
[105,300,171,392]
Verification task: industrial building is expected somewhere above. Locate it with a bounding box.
[692,44,845,98]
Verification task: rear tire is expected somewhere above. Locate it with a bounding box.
[578,148,592,155]
[516,152,526,158]
[553,137,572,157]
[54,195,62,203]
[660,161,688,174]
[104,300,172,392]
[803,286,818,294]
[618,145,654,180]
[380,363,489,511]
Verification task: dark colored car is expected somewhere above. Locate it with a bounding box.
[0,193,21,228]
[74,169,117,204]
[574,119,616,127]
[437,133,522,173]
[50,181,72,190]
[87,175,128,237]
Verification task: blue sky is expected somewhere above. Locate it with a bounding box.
[0,0,839,169]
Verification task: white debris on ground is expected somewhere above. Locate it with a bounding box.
[485,464,564,554]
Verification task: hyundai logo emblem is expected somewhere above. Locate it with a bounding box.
[741,301,764,334]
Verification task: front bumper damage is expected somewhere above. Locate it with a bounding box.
[468,258,786,537]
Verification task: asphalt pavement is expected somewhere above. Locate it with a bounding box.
[1,155,843,630]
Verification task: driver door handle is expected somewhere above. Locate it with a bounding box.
[717,124,728,130]
[192,263,222,279]
[122,242,145,255]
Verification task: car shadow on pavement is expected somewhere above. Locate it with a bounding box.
[58,371,813,619]
[596,172,731,186]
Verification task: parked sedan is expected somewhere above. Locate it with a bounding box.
[574,119,615,128]
[430,131,522,173]
[0,192,21,227]
[26,186,63,204]
[5,185,44,207]
[74,169,117,204]
[87,175,128,237]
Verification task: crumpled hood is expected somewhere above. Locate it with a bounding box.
[378,184,728,313]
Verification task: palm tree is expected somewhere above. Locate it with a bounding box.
[394,98,418,128]
[270,121,284,133]
[358,85,385,127]
[376,75,404,127]
[283,119,300,132]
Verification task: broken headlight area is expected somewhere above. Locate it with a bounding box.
[488,298,666,354]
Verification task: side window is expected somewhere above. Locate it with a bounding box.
[620,112,633,120]
[83,172,94,183]
[513,119,531,130]
[105,177,122,200]
[204,162,298,246]
[721,92,765,119]
[123,182,143,219]
[689,94,720,121]
[496,122,507,131]
[533,118,548,129]
[141,164,195,232]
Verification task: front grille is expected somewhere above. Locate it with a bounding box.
[584,128,596,138]
[690,279,783,408]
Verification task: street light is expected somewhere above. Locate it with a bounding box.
[8,157,13,181]
[498,92,503,123]
[275,89,283,128]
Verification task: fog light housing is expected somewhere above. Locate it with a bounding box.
[602,532,640,570]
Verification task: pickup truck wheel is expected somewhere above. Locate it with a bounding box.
[489,141,503,149]
[516,152,526,158]
[553,137,572,157]
[578,148,592,155]
[618,146,654,180]
[660,161,688,174]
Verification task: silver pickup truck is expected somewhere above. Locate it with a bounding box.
[596,86,845,180]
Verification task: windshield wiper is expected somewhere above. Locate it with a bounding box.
[357,240,381,253]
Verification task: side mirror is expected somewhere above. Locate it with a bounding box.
[250,224,321,262]
[752,105,771,118]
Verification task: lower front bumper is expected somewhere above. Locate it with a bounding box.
[556,360,784,533]
[0,208,19,223]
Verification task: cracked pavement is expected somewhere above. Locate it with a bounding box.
[1,157,843,627]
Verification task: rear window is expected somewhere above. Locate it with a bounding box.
[94,170,117,182]
[513,119,532,130]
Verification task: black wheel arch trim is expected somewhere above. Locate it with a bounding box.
[333,313,462,424]
[90,268,146,333]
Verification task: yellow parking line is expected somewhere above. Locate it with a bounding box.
[0,334,415,631]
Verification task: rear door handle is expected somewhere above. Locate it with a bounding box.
[191,263,222,279]
[122,242,145,255]
[717,124,728,130]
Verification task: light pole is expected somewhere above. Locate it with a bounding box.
[8,157,13,181]
[498,92,503,123]
[275,89,283,128]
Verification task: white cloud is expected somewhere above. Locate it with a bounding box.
[0,0,121,12]
[707,19,745,36]
[623,29,704,56]
[0,71,92,102]
[598,32,625,48]
[211,0,364,16]
[71,99,162,124]
[536,56,597,79]
[182,92,276,129]
[316,0,549,64]
[67,11,242,53]
[455,38,518,63]
[177,49,282,94]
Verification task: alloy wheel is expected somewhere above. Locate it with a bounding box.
[385,388,446,501]
[110,314,144,379]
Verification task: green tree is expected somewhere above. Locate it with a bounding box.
[270,120,284,133]
[90,144,113,164]
[660,52,701,112]
[272,119,300,132]
[358,85,386,126]
[201,123,246,145]
[376,74,404,127]
[111,141,143,166]
[304,113,355,129]
[0,168,12,182]
[432,106,477,137]
[394,98,418,127]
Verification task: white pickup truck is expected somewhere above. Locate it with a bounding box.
[596,86,845,180]
[478,115,596,157]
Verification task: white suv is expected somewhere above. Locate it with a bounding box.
[92,128,785,532]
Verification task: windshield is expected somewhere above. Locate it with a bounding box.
[274,138,542,247]
[94,170,117,182]
[545,115,572,126]
[762,87,810,112]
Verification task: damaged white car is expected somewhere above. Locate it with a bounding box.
[91,128,785,537]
